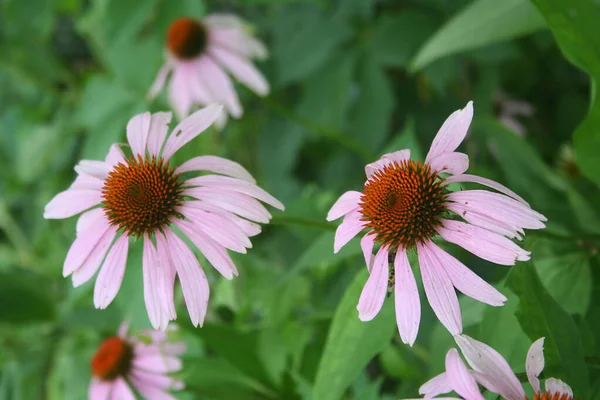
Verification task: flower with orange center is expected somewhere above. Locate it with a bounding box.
[327,101,546,345]
[44,105,284,330]
[89,324,185,399]
[149,14,270,129]
[413,335,575,400]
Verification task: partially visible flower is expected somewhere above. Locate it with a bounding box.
[44,105,284,330]
[494,91,534,136]
[327,101,546,344]
[149,14,269,129]
[415,334,574,400]
[89,323,186,400]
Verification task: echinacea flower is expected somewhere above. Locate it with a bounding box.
[89,323,185,400]
[44,104,284,330]
[327,101,546,344]
[149,14,269,128]
[415,334,574,400]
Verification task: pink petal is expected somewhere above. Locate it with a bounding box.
[148,63,173,100]
[118,321,129,338]
[162,104,223,160]
[163,230,209,327]
[446,202,523,240]
[133,354,182,373]
[129,369,184,391]
[445,348,484,400]
[93,234,129,309]
[69,174,104,191]
[455,334,525,400]
[419,372,453,397]
[155,233,177,320]
[105,144,126,168]
[74,160,111,180]
[417,242,462,335]
[365,150,411,178]
[185,200,261,236]
[425,101,473,163]
[544,378,573,397]
[333,210,365,253]
[197,56,242,118]
[126,112,151,157]
[184,186,271,223]
[76,208,105,236]
[437,219,530,266]
[72,225,118,287]
[44,189,102,219]
[188,62,213,105]
[176,155,255,183]
[210,46,269,95]
[327,190,362,221]
[147,112,173,157]
[357,245,389,321]
[444,174,529,206]
[426,243,507,307]
[63,215,111,277]
[129,375,177,400]
[168,63,195,119]
[427,152,469,175]
[185,175,284,210]
[526,338,545,394]
[394,249,421,346]
[209,27,267,59]
[88,377,112,400]
[143,237,169,330]
[112,377,136,400]
[174,219,239,279]
[360,233,375,269]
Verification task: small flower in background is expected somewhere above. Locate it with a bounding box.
[327,101,546,344]
[494,91,534,136]
[44,104,284,330]
[415,334,574,400]
[149,14,270,129]
[89,323,185,400]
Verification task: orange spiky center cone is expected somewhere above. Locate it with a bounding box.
[167,17,208,59]
[91,337,134,381]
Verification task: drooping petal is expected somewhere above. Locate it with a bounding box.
[185,175,284,210]
[69,174,104,191]
[163,230,209,327]
[455,334,525,400]
[155,233,177,320]
[210,46,269,95]
[365,150,410,178]
[129,369,184,391]
[526,338,545,394]
[129,375,178,400]
[133,354,182,373]
[444,173,529,206]
[93,234,129,309]
[72,226,118,287]
[209,27,267,59]
[76,208,105,236]
[168,64,195,120]
[197,56,242,118]
[426,243,507,307]
[112,377,136,400]
[105,144,126,168]
[185,200,261,237]
[126,112,151,157]
[147,112,172,157]
[446,202,524,240]
[544,378,573,397]
[437,219,530,265]
[417,242,462,335]
[394,250,421,346]
[333,210,365,253]
[327,191,362,221]
[162,104,223,160]
[44,189,103,219]
[357,245,389,321]
[360,233,375,269]
[445,349,485,400]
[148,63,173,100]
[63,215,111,277]
[74,160,111,180]
[184,186,271,223]
[88,377,112,400]
[425,101,473,163]
[143,237,168,330]
[176,155,255,183]
[427,152,469,175]
[419,372,453,398]
[174,219,239,279]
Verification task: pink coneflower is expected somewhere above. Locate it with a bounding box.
[327,101,546,344]
[149,14,269,128]
[415,334,574,400]
[89,323,186,400]
[44,104,284,329]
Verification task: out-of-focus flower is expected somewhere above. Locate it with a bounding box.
[89,323,186,400]
[149,14,269,129]
[44,105,284,329]
[327,101,546,344]
[494,91,534,136]
[415,334,574,400]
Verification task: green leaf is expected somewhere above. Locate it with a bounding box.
[312,268,396,400]
[0,271,55,323]
[507,262,590,397]
[410,0,546,71]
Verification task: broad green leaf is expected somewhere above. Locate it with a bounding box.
[410,0,546,71]
[507,262,590,397]
[0,271,55,323]
[312,268,396,400]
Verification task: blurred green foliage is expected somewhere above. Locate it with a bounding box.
[1,0,600,399]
